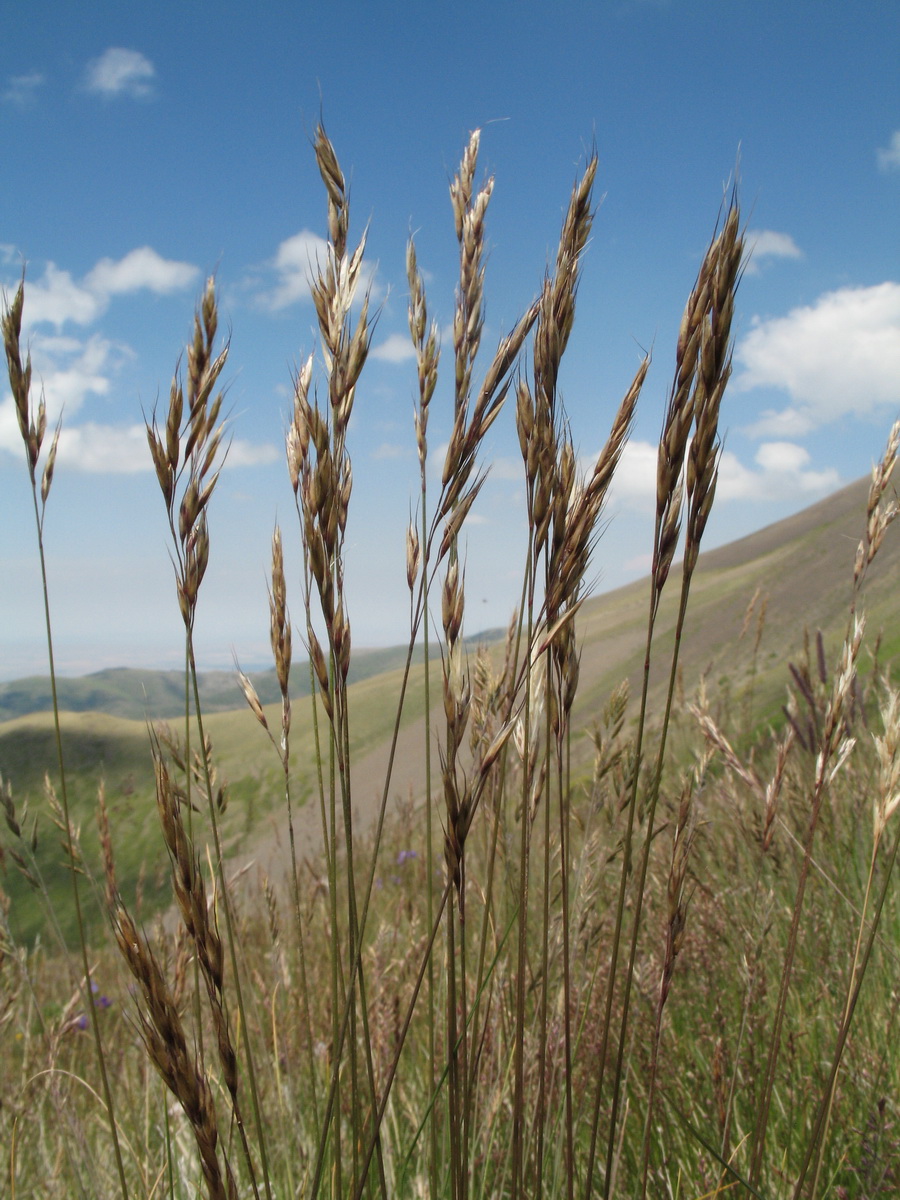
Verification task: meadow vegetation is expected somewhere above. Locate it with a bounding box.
[2,127,899,1199]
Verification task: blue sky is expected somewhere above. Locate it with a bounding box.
[1,0,898,679]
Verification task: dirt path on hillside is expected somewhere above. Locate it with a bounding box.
[227,713,433,897]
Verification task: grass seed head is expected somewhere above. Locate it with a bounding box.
[3,280,47,474]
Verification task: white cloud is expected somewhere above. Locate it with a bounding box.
[877,131,900,172]
[735,283,900,434]
[0,300,278,474]
[608,439,658,503]
[0,333,117,457]
[41,423,278,474]
[1,397,278,473]
[372,442,409,460]
[86,248,198,296]
[740,407,810,439]
[260,229,378,310]
[84,48,155,99]
[594,435,839,510]
[3,71,45,106]
[371,332,415,363]
[715,443,840,502]
[7,248,199,329]
[485,455,522,482]
[56,422,150,471]
[744,230,802,275]
[35,334,118,418]
[17,263,102,326]
[226,440,280,468]
[264,230,329,309]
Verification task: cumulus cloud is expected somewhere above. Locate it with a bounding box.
[596,436,839,511]
[372,442,409,460]
[17,263,103,326]
[1,391,278,475]
[262,231,327,309]
[2,71,45,106]
[55,422,150,472]
[7,248,199,329]
[41,423,278,474]
[735,282,900,435]
[0,333,117,457]
[216,439,280,469]
[259,229,378,310]
[371,332,416,363]
[32,334,116,416]
[877,131,900,172]
[744,230,802,275]
[84,48,155,98]
[485,456,524,482]
[0,263,276,474]
[86,247,198,296]
[715,443,840,501]
[607,439,658,504]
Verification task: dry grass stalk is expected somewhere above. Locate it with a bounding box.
[288,135,371,686]
[873,683,900,842]
[145,276,228,629]
[96,782,117,914]
[544,359,648,623]
[651,197,743,603]
[587,188,745,1200]
[146,278,275,1197]
[855,418,900,588]
[3,280,47,483]
[152,739,223,994]
[439,133,539,548]
[441,561,473,914]
[751,436,898,1188]
[152,733,268,1196]
[407,238,439,478]
[111,900,236,1200]
[691,685,796,853]
[285,124,393,1200]
[684,201,743,576]
[1,774,41,892]
[640,771,699,1197]
[269,525,292,751]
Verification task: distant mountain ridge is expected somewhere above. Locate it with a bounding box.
[0,646,440,723]
[0,666,280,724]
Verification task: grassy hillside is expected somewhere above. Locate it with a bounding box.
[575,475,897,721]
